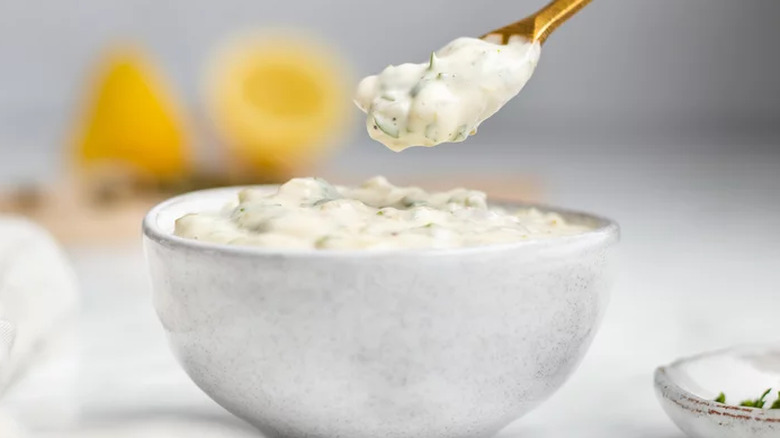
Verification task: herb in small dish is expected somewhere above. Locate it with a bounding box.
[740,388,772,408]
[714,389,780,409]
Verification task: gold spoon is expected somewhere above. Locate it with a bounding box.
[482,0,592,45]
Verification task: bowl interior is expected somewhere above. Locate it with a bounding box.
[666,344,780,405]
[148,186,272,235]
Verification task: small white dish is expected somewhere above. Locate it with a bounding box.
[655,344,780,438]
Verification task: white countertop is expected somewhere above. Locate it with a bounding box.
[1,145,778,437]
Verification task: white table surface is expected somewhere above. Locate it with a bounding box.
[1,145,778,437]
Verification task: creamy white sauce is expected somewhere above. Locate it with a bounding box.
[174,177,590,250]
[354,36,541,151]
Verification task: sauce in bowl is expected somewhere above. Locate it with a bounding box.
[174,176,589,250]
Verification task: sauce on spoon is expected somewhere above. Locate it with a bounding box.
[354,36,541,151]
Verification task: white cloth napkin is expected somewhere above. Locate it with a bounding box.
[0,217,79,437]
[0,319,14,367]
[0,320,22,437]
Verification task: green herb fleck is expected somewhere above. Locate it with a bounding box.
[403,200,427,208]
[239,208,246,213]
[424,123,439,142]
[410,82,423,98]
[376,210,385,216]
[424,223,434,228]
[758,388,772,408]
[771,392,780,409]
[374,116,399,138]
[428,52,437,70]
[452,124,470,141]
[315,236,331,249]
[380,94,396,101]
[740,388,772,408]
[714,392,726,404]
[313,198,333,207]
[401,196,418,208]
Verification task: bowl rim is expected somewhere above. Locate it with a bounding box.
[142,185,620,258]
[654,343,780,423]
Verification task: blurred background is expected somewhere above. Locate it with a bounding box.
[0,0,778,437]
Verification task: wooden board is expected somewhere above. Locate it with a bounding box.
[0,174,541,247]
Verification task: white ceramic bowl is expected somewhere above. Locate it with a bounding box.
[143,186,619,438]
[655,344,780,438]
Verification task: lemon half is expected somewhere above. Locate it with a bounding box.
[205,32,352,175]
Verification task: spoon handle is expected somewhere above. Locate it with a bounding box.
[485,0,592,44]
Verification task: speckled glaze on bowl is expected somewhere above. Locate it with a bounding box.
[655,344,780,438]
[142,186,619,438]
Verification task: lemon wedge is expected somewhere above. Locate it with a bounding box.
[72,46,190,182]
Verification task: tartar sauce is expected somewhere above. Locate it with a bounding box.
[354,36,541,151]
[174,176,589,250]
